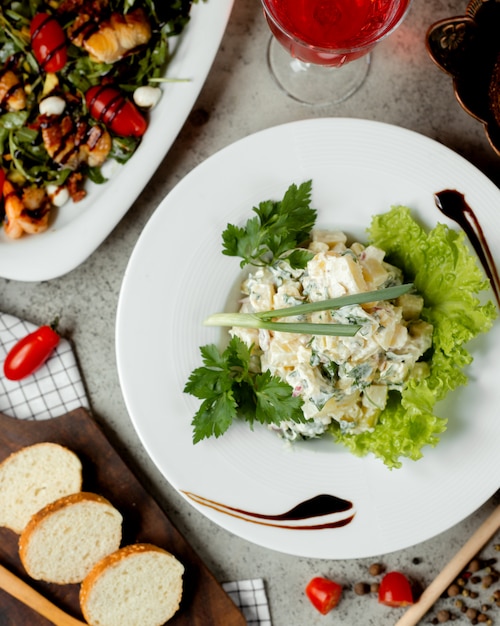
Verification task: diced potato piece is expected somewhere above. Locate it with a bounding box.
[273,283,302,310]
[362,385,388,410]
[350,242,365,256]
[374,307,407,350]
[316,391,361,419]
[307,253,368,297]
[361,257,389,289]
[308,240,329,254]
[230,327,259,350]
[311,229,347,246]
[407,320,433,353]
[362,244,386,263]
[248,282,275,312]
[410,361,430,379]
[397,293,424,320]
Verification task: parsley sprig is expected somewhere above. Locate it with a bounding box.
[222,180,317,269]
[184,337,305,443]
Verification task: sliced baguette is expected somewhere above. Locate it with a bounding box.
[19,492,122,584]
[80,543,184,626]
[0,442,82,533]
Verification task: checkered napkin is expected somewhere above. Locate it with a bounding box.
[0,312,89,419]
[222,579,272,626]
[0,311,272,625]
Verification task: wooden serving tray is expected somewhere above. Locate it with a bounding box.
[0,408,246,626]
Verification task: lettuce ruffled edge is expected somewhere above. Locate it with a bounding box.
[329,206,497,469]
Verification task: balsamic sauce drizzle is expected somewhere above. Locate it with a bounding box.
[434,189,500,307]
[88,85,127,126]
[0,70,23,111]
[38,115,107,166]
[40,42,67,70]
[31,14,64,70]
[183,492,355,530]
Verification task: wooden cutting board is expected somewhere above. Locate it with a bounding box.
[0,407,246,626]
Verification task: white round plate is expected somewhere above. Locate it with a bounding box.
[0,0,234,282]
[116,118,500,559]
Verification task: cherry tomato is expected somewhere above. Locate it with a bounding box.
[3,324,60,381]
[305,576,343,615]
[378,571,414,607]
[85,85,147,137]
[30,13,68,73]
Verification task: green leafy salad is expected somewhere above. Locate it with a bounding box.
[0,0,195,237]
[184,181,497,468]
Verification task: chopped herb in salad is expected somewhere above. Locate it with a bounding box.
[184,181,497,468]
[0,0,195,238]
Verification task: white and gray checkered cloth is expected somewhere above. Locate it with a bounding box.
[0,312,272,625]
[222,579,272,625]
[0,312,89,420]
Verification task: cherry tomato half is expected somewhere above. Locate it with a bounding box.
[305,576,343,615]
[3,324,60,381]
[378,571,414,607]
[86,85,147,137]
[30,13,68,73]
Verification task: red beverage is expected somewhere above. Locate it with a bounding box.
[262,0,411,66]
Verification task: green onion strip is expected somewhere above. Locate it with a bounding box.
[204,283,413,337]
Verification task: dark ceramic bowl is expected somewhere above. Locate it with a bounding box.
[427,0,500,156]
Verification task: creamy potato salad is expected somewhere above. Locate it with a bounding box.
[186,182,496,467]
[231,229,433,439]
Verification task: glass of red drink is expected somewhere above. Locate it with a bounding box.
[261,0,412,105]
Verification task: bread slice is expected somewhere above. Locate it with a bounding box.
[80,543,184,626]
[19,492,122,584]
[0,442,82,533]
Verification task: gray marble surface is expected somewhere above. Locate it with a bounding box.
[1,0,499,624]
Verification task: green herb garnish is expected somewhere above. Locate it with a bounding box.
[186,182,497,468]
[185,336,306,444]
[203,284,413,337]
[222,180,317,269]
[332,205,497,468]
[204,314,360,337]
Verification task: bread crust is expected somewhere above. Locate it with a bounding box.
[19,491,115,546]
[19,492,122,584]
[80,543,184,626]
[3,444,185,624]
[0,442,82,533]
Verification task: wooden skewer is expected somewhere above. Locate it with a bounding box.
[0,563,87,626]
[395,505,500,626]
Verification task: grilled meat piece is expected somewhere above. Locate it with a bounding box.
[41,114,112,170]
[2,180,50,239]
[67,172,87,203]
[69,8,151,64]
[0,70,26,112]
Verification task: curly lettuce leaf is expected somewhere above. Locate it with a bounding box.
[332,206,497,468]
